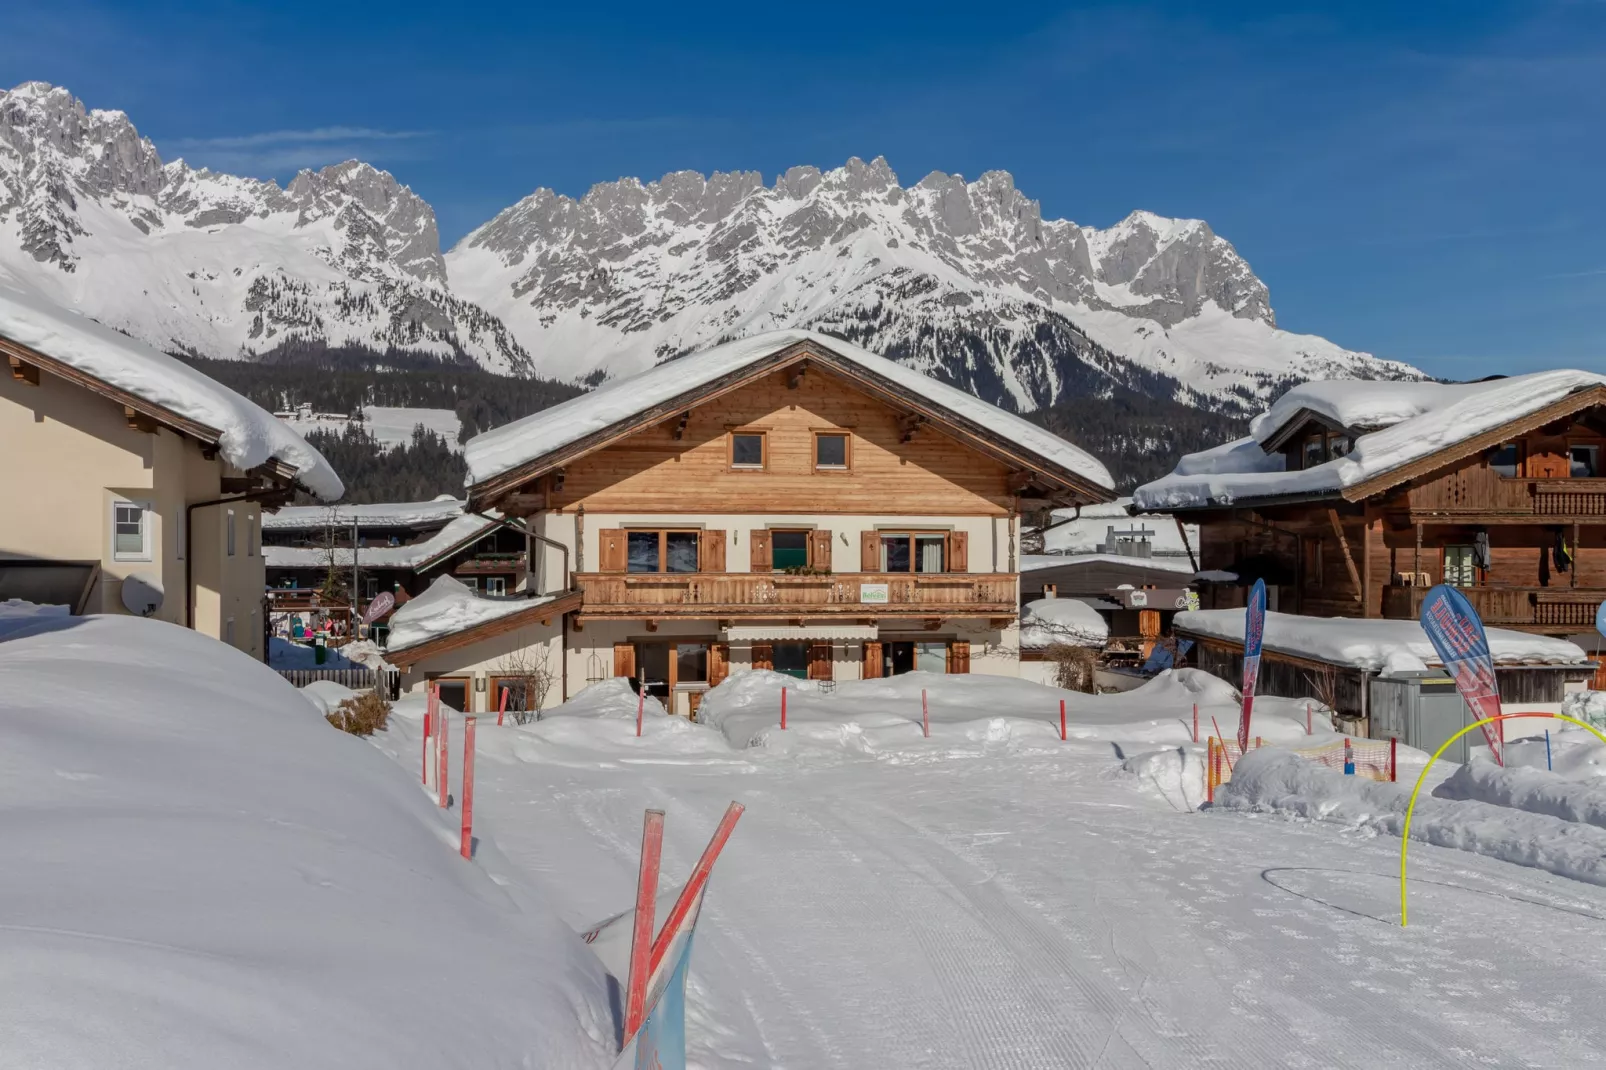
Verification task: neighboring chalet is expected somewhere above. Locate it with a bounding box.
[262,497,526,632]
[386,331,1115,717]
[1134,372,1606,644]
[0,278,341,655]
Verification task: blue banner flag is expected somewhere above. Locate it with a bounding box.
[1419,584,1505,765]
[1238,579,1266,752]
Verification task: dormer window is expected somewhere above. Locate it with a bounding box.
[1295,430,1354,469]
[1301,436,1325,470]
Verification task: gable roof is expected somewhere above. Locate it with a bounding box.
[0,273,342,500]
[384,576,582,666]
[263,512,499,572]
[463,330,1114,508]
[263,496,464,532]
[1133,370,1606,512]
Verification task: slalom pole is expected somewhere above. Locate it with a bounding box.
[1306,703,1312,735]
[460,717,476,859]
[648,802,745,977]
[623,810,665,1045]
[922,689,929,738]
[438,706,450,808]
[1060,698,1067,742]
[1192,702,1198,744]
[1391,736,1398,782]
[497,686,508,727]
[780,686,787,731]
[636,687,645,738]
[1546,729,1553,772]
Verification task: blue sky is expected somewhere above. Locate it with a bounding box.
[4,0,1604,380]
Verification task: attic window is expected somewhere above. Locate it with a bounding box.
[730,432,766,469]
[1301,436,1325,470]
[1489,443,1522,478]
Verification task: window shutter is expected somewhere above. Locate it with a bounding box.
[710,642,730,687]
[612,642,636,678]
[809,529,833,570]
[862,641,883,679]
[750,529,772,572]
[808,642,834,681]
[860,530,880,572]
[948,640,970,674]
[947,531,968,573]
[751,642,773,671]
[700,530,727,572]
[599,529,628,573]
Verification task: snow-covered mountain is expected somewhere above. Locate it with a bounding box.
[0,82,1423,416]
[0,82,534,374]
[448,158,1425,413]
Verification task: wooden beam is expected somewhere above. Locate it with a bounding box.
[989,616,1014,628]
[1327,507,1363,603]
[787,364,806,390]
[923,617,943,631]
[123,405,159,434]
[645,619,658,632]
[1173,516,1200,575]
[7,355,38,385]
[670,412,690,440]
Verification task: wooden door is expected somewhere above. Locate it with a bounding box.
[808,642,834,681]
[751,642,773,671]
[862,641,883,678]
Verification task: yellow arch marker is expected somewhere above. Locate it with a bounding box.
[1400,712,1606,927]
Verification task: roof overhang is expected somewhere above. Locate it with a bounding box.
[385,590,583,669]
[467,339,1114,512]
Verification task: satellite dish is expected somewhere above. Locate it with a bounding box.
[121,573,164,617]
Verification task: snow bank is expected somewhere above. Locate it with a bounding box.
[1135,370,1606,510]
[1020,597,1109,649]
[1435,761,1606,830]
[0,614,611,1067]
[1176,608,1589,670]
[1564,690,1606,729]
[465,329,1114,491]
[538,677,664,721]
[262,494,463,531]
[0,597,70,640]
[263,511,497,570]
[1218,748,1606,889]
[385,574,559,653]
[0,272,342,500]
[299,678,358,715]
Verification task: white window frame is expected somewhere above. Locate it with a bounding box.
[111,499,153,562]
[484,576,508,596]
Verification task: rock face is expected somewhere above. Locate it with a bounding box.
[0,82,1423,414]
[448,160,1422,413]
[0,82,532,373]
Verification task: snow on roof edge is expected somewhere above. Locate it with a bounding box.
[463,330,1114,493]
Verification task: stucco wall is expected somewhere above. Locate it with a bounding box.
[398,620,565,715]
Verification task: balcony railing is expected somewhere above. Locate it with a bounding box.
[1408,473,1606,517]
[575,571,1017,617]
[1383,584,1606,628]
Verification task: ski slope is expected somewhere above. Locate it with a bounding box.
[373,673,1606,1068]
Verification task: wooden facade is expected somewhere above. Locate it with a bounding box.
[1179,393,1606,637]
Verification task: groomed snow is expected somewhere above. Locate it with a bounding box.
[0,613,611,1067]
[276,406,464,453]
[263,511,497,570]
[1176,608,1589,671]
[1019,597,1110,650]
[385,574,558,653]
[463,329,1114,491]
[262,494,464,531]
[0,271,343,500]
[1134,369,1606,511]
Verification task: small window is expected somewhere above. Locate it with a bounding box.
[730,432,765,469]
[772,530,809,570]
[460,576,480,590]
[1489,443,1522,478]
[112,501,149,561]
[1444,545,1477,587]
[676,643,709,685]
[815,432,848,469]
[226,509,236,557]
[1301,436,1326,470]
[1327,433,1353,458]
[1570,445,1600,478]
[484,576,507,596]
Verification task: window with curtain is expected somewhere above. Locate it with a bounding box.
[879,533,946,573]
[1444,545,1476,587]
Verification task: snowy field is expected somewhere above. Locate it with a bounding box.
[276,405,463,451]
[370,670,1606,1069]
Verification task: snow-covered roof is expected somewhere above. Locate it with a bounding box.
[1038,497,1198,558]
[0,272,342,500]
[1174,608,1590,672]
[263,512,497,571]
[1134,370,1606,511]
[385,575,562,653]
[464,329,1114,493]
[1020,597,1110,650]
[1020,553,1197,575]
[263,495,464,531]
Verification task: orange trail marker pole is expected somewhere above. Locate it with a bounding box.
[648,802,745,977]
[460,717,476,859]
[623,810,665,1044]
[922,689,929,738]
[1306,702,1312,735]
[437,706,450,808]
[1060,698,1067,742]
[636,687,645,737]
[497,686,508,727]
[422,708,432,784]
[780,687,787,731]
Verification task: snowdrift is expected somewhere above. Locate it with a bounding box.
[0,614,613,1068]
[1218,748,1606,889]
[1435,761,1606,831]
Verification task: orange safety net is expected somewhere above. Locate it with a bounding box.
[1205,735,1396,802]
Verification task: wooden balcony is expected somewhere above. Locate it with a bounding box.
[1408,473,1606,520]
[575,571,1018,619]
[1383,584,1606,630]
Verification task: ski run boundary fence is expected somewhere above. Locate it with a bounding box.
[1206,735,1397,802]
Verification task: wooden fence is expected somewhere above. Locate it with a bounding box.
[276,667,400,700]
